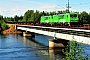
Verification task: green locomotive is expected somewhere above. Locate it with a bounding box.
[40,12,78,26]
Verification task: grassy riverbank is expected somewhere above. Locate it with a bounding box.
[2,24,22,34]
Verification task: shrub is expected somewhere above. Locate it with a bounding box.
[62,37,90,60]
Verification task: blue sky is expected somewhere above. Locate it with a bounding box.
[0,0,90,17]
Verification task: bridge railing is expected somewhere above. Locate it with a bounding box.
[16,25,90,37]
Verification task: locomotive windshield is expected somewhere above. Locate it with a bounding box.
[70,14,77,17]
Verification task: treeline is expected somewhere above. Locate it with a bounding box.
[4,10,67,23]
[0,10,90,25]
[2,10,90,24]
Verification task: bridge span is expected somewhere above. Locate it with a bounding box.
[16,25,90,47]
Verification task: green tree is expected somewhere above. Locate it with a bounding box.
[5,17,14,22]
[79,11,89,24]
[42,11,46,16]
[62,37,90,60]
[57,11,63,14]
[23,10,34,22]
[50,11,56,15]
[14,15,19,22]
[18,15,23,22]
[0,15,3,20]
[34,10,40,22]
[0,20,9,30]
[0,15,9,30]
[88,13,90,23]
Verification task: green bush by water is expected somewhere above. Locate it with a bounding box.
[0,20,9,30]
[62,37,90,60]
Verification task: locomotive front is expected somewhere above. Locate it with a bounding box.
[69,12,79,25]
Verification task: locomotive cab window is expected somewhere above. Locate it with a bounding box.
[45,17,48,20]
[70,14,77,17]
[74,14,77,17]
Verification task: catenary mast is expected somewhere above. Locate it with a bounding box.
[66,0,71,13]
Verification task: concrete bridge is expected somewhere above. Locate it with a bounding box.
[16,25,90,48]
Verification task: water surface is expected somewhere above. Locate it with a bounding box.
[0,34,64,60]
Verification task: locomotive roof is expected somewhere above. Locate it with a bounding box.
[53,14,65,16]
[41,16,50,17]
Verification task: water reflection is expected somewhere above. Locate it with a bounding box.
[23,34,63,60]
[21,34,90,60]
[49,48,64,60]
[0,34,90,60]
[7,34,64,60]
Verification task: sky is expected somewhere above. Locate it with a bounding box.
[0,0,90,17]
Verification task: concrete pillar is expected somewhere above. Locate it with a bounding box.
[23,32,32,37]
[49,38,65,48]
[23,32,35,38]
[49,38,55,48]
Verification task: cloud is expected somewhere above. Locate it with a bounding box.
[0,6,24,17]
[39,4,66,12]
[0,0,67,17]
[0,0,66,17]
[0,0,85,17]
[0,0,45,17]
[40,5,56,9]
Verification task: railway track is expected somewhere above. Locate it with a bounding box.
[6,22,90,30]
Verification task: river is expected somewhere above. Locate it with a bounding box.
[0,34,64,60]
[0,34,90,60]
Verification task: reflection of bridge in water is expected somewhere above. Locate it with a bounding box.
[18,35,64,60]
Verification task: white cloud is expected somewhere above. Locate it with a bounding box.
[39,4,66,12]
[0,7,24,17]
[0,0,67,17]
[40,5,56,9]
[0,0,86,17]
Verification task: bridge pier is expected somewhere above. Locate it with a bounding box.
[23,32,35,38]
[49,38,68,48]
